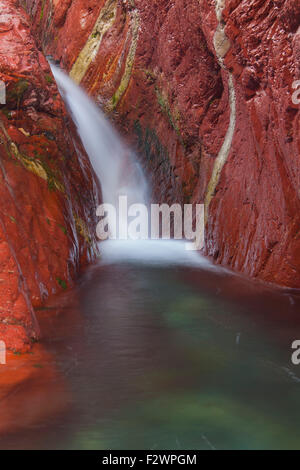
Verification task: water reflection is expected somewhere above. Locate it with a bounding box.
[0,346,68,436]
[1,260,300,449]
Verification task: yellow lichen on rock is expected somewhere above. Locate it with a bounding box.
[73,213,92,244]
[107,9,140,111]
[0,120,64,193]
[69,0,118,84]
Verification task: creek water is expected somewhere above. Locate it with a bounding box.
[1,69,300,450]
[1,258,300,450]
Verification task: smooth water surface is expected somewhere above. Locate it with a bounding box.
[2,66,299,451]
[1,245,300,450]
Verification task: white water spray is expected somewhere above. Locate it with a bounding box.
[50,64,148,211]
[51,65,216,269]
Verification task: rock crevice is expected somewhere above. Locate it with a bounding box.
[0,0,100,350]
[18,0,300,289]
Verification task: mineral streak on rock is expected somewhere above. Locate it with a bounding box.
[0,0,100,351]
[69,0,118,85]
[23,0,300,289]
[204,0,236,224]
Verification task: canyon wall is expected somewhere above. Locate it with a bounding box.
[24,0,300,288]
[0,0,99,350]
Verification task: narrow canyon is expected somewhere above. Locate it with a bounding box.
[0,0,300,450]
[1,0,298,350]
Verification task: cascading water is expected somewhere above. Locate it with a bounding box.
[50,65,214,269]
[50,65,148,211]
[5,69,299,452]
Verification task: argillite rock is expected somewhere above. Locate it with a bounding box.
[22,0,300,288]
[0,0,99,351]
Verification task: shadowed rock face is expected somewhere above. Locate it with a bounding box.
[204,0,300,288]
[24,0,300,288]
[0,0,100,351]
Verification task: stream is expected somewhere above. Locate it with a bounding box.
[1,254,300,449]
[1,67,300,450]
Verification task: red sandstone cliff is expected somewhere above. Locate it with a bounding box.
[0,0,99,351]
[17,0,300,290]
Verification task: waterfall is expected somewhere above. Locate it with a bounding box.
[50,65,148,212]
[50,64,214,269]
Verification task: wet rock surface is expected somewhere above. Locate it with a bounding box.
[206,0,300,288]
[0,0,100,351]
[24,0,300,288]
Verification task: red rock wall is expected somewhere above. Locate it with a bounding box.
[0,0,100,350]
[204,0,300,288]
[25,0,300,288]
